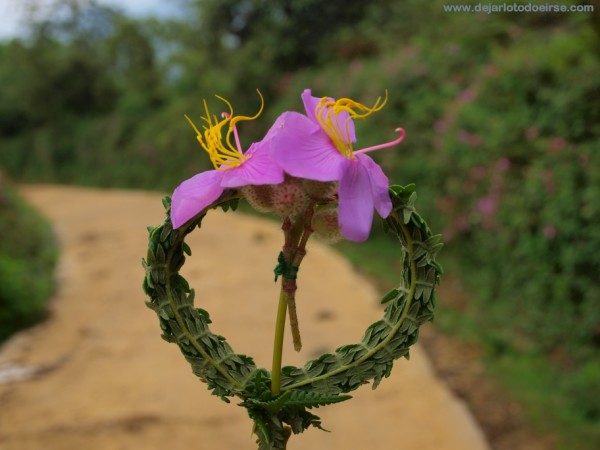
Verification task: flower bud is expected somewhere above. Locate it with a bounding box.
[241,184,274,213]
[301,179,338,201]
[272,177,311,217]
[312,206,343,243]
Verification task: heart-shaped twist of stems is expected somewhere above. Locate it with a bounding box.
[142,184,442,450]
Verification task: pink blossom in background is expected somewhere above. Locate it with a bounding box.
[415,63,427,76]
[456,129,483,147]
[470,165,487,180]
[549,137,567,154]
[542,169,556,193]
[457,129,471,143]
[496,158,510,172]
[463,181,476,194]
[402,46,419,58]
[485,64,499,77]
[543,225,557,239]
[469,134,483,148]
[442,215,471,242]
[434,120,449,133]
[578,154,590,166]
[455,215,470,231]
[451,74,465,84]
[509,26,522,39]
[525,127,539,141]
[457,87,477,104]
[477,196,497,216]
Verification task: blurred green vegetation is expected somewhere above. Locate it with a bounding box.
[0,0,599,447]
[0,173,58,343]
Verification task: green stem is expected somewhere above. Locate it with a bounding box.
[271,206,315,394]
[271,285,288,395]
[281,214,417,392]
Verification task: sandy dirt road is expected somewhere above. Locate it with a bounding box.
[0,185,490,450]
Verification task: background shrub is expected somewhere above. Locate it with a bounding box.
[0,173,58,343]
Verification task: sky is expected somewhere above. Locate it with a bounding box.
[0,0,184,39]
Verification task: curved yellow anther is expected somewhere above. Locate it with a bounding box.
[315,91,388,158]
[185,90,264,170]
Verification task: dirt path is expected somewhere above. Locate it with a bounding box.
[0,185,490,450]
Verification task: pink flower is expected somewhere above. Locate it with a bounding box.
[496,158,510,172]
[171,92,284,228]
[525,127,539,141]
[543,225,557,239]
[434,120,449,133]
[270,89,405,242]
[457,87,477,104]
[548,137,567,154]
[477,196,497,216]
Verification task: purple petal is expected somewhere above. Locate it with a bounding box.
[221,141,284,188]
[356,153,392,218]
[170,170,225,228]
[262,113,287,141]
[301,89,323,124]
[338,159,375,242]
[301,90,356,143]
[270,111,345,182]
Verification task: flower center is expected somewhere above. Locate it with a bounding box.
[314,92,388,158]
[185,90,264,170]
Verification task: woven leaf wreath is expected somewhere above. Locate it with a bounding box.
[143,183,442,449]
[143,89,442,449]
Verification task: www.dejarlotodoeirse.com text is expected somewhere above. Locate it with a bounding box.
[443,2,595,13]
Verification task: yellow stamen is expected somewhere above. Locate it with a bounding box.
[315,91,388,158]
[185,90,264,170]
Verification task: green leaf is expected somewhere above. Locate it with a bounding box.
[284,390,352,410]
[155,244,166,265]
[219,197,240,212]
[381,288,399,304]
[160,224,171,242]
